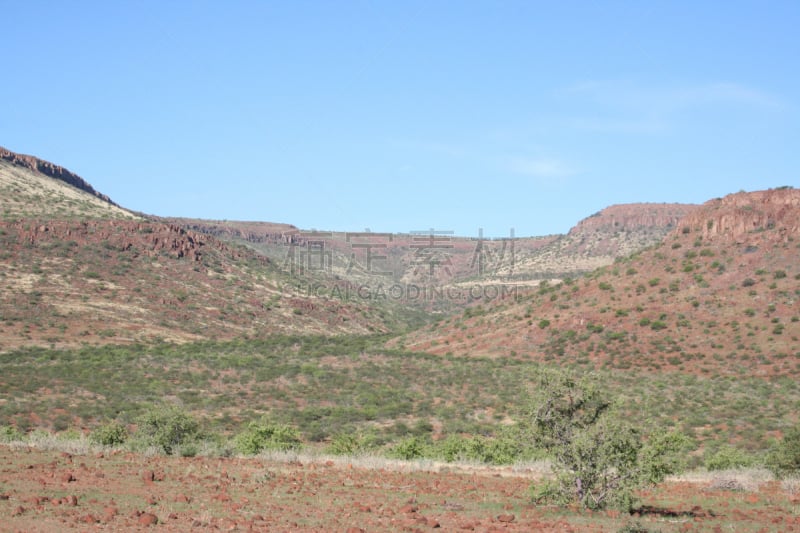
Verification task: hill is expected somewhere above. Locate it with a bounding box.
[0,148,419,351]
[396,188,800,377]
[0,147,136,221]
[495,203,697,279]
[163,202,693,316]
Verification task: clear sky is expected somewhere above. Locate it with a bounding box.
[2,1,798,237]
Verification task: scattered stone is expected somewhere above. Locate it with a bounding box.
[709,478,745,491]
[11,506,25,516]
[138,512,159,526]
[400,503,419,514]
[103,506,118,522]
[142,470,155,483]
[496,514,516,523]
[175,493,191,503]
[80,514,99,524]
[61,472,76,483]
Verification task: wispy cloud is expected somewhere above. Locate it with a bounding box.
[506,155,576,180]
[562,80,787,133]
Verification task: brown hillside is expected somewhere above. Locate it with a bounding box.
[0,219,393,352]
[1,146,116,205]
[397,188,800,377]
[503,203,697,278]
[0,149,137,221]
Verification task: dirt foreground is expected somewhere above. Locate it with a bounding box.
[1,444,799,532]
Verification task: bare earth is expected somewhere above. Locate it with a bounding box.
[2,445,799,532]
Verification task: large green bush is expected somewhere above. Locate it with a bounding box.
[704,445,757,471]
[234,421,301,455]
[526,369,688,510]
[767,425,800,478]
[434,427,527,465]
[389,435,429,460]
[90,421,128,447]
[327,431,379,456]
[135,405,200,455]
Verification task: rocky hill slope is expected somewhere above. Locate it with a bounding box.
[0,148,417,351]
[0,147,136,221]
[396,188,800,377]
[494,203,697,279]
[167,203,695,312]
[0,217,408,352]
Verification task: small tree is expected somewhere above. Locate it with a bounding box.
[767,425,800,478]
[527,369,687,510]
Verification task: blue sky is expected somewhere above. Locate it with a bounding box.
[2,1,798,237]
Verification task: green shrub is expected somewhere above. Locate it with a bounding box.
[526,369,688,510]
[90,421,128,446]
[234,421,301,455]
[389,435,429,460]
[705,445,756,470]
[434,429,525,465]
[135,405,200,455]
[327,431,378,456]
[767,425,800,478]
[0,425,24,442]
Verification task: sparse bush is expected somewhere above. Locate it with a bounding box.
[235,421,301,455]
[90,421,128,447]
[134,405,200,455]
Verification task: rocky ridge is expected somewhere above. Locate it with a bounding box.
[0,146,116,205]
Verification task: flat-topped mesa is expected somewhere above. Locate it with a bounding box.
[569,203,697,235]
[0,145,117,205]
[678,188,800,240]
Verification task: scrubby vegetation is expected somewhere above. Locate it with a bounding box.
[1,335,798,476]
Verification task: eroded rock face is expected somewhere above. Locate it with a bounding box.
[678,188,800,241]
[0,146,117,205]
[0,219,263,263]
[569,203,697,235]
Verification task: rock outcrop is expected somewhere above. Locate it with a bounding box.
[0,145,116,205]
[569,203,697,235]
[677,187,800,241]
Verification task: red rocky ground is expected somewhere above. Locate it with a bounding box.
[1,445,799,532]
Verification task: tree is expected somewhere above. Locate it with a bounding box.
[767,425,800,478]
[526,369,688,510]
